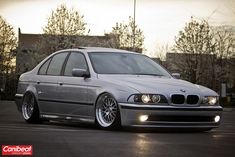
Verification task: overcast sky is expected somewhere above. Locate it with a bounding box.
[0,0,235,56]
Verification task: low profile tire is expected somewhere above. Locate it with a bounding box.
[22,92,40,123]
[95,93,121,129]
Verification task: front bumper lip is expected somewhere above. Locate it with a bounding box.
[119,103,223,111]
[119,103,223,128]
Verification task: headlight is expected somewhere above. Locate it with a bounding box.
[208,97,217,105]
[141,95,151,103]
[131,94,164,104]
[202,96,218,105]
[152,94,161,103]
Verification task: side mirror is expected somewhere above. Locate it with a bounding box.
[72,68,90,78]
[172,73,181,79]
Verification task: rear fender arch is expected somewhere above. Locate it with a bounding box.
[23,85,41,112]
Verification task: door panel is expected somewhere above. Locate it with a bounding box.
[36,52,69,114]
[36,75,59,113]
[56,52,89,116]
[57,77,89,116]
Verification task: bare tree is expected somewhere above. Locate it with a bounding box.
[171,17,216,87]
[43,4,88,35]
[40,4,89,54]
[28,4,89,65]
[0,16,17,74]
[0,16,17,100]
[111,16,144,52]
[213,26,235,59]
[169,17,235,91]
[212,26,235,89]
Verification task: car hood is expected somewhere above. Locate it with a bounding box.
[98,75,218,96]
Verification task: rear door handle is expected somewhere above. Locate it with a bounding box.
[36,81,40,84]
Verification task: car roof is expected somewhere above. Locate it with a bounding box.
[57,47,139,54]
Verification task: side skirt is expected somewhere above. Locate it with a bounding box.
[40,113,95,123]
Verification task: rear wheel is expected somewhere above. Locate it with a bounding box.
[95,93,121,129]
[22,92,40,123]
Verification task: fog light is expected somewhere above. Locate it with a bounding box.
[214,115,220,123]
[139,115,148,122]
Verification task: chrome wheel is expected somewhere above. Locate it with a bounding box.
[96,94,118,128]
[22,93,35,120]
[22,92,40,123]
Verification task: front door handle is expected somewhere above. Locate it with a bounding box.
[58,82,63,86]
[36,81,40,84]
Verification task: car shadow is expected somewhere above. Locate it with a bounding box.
[32,120,213,134]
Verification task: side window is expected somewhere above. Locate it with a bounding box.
[38,58,51,75]
[47,52,68,76]
[64,52,88,76]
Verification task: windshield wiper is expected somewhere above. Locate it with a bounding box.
[134,73,164,76]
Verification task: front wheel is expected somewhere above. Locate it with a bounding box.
[22,92,40,123]
[95,93,121,129]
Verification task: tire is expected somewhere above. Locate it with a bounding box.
[95,93,121,129]
[22,92,40,123]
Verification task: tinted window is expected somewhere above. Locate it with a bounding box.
[89,52,171,77]
[47,52,68,76]
[38,58,51,75]
[64,52,88,76]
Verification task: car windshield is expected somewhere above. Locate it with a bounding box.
[89,52,171,77]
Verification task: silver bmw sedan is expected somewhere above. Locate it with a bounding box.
[15,47,222,131]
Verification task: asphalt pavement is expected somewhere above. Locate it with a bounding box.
[0,101,235,157]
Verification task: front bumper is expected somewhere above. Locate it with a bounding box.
[119,103,223,128]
